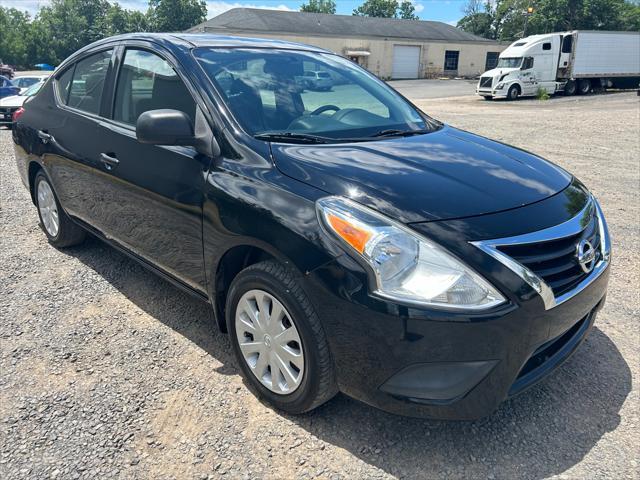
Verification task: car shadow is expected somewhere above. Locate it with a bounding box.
[66,235,631,480]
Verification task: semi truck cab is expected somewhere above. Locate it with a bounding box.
[478,30,640,100]
[477,33,565,100]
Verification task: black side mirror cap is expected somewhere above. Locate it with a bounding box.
[136,109,195,146]
[136,108,220,158]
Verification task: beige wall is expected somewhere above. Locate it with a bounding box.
[200,28,506,78]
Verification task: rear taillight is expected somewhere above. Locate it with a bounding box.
[12,107,25,122]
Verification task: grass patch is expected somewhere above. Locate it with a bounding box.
[536,87,551,100]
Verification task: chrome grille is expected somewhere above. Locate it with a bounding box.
[471,197,610,310]
[479,76,493,88]
[496,212,600,296]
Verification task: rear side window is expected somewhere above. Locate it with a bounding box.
[113,49,196,126]
[542,42,551,51]
[55,67,75,104]
[66,50,113,115]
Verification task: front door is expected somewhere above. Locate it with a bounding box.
[93,47,211,291]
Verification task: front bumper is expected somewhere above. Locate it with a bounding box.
[477,86,509,98]
[304,256,609,420]
[303,185,610,419]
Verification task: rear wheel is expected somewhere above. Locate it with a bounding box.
[564,79,577,96]
[226,260,337,414]
[578,79,591,95]
[507,84,520,101]
[35,171,86,248]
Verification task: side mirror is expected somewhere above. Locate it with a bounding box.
[136,108,220,158]
[137,109,195,146]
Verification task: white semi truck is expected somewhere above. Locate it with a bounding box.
[477,30,640,100]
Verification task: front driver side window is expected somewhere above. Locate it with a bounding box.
[114,49,196,126]
[522,57,534,70]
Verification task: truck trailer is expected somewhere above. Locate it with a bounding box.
[477,31,640,100]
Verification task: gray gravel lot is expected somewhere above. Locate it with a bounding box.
[1,92,638,480]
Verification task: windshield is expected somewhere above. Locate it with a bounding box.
[497,57,523,68]
[23,82,43,96]
[194,48,435,141]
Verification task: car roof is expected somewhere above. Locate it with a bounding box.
[88,32,330,53]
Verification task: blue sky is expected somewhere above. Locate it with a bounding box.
[0,0,467,25]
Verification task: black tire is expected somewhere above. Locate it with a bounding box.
[578,78,591,95]
[482,96,493,101]
[226,260,337,414]
[564,79,577,96]
[507,84,520,100]
[34,171,86,248]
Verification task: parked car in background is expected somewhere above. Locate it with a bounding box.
[0,75,20,100]
[0,62,14,79]
[13,74,51,93]
[13,34,610,420]
[0,81,44,128]
[297,70,333,91]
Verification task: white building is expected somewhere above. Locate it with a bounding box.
[188,9,507,79]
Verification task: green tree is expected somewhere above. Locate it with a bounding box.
[459,0,640,41]
[147,0,207,32]
[0,7,31,68]
[300,0,337,14]
[105,3,149,35]
[398,1,419,19]
[457,0,494,37]
[353,0,400,17]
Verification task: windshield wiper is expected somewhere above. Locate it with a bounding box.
[370,128,432,138]
[254,131,331,144]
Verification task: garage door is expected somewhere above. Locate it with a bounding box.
[392,45,420,79]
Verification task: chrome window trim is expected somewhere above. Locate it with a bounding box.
[471,196,610,310]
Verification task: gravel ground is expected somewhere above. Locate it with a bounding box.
[1,92,638,480]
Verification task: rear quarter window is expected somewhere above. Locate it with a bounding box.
[55,67,75,105]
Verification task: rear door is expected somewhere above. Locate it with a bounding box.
[44,48,116,223]
[92,46,211,291]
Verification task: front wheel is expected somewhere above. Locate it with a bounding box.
[35,171,86,248]
[507,84,520,100]
[226,260,337,414]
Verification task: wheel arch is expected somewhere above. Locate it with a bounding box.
[212,241,302,332]
[28,161,43,204]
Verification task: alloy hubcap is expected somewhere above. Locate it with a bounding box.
[235,289,304,394]
[37,180,59,238]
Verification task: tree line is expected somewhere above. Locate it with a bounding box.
[0,0,207,69]
[456,0,640,41]
[3,0,638,69]
[301,0,419,19]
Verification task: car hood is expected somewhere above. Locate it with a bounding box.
[271,125,571,223]
[482,67,519,78]
[0,95,26,107]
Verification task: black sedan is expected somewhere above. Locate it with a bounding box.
[12,33,610,420]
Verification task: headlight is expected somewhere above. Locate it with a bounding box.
[496,83,504,89]
[316,197,506,311]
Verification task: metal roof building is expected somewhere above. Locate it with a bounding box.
[188,9,506,79]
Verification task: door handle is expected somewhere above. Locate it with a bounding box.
[37,130,52,144]
[100,152,120,170]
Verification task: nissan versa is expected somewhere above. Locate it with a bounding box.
[13,34,611,420]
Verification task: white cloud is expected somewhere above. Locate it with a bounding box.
[446,20,459,26]
[205,2,293,18]
[412,2,425,14]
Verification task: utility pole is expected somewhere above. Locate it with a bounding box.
[522,6,534,38]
